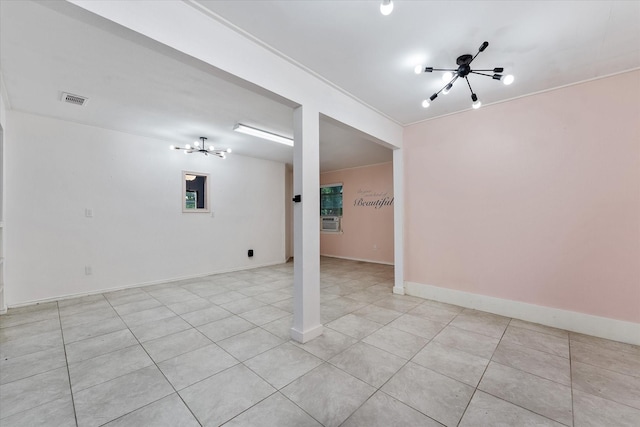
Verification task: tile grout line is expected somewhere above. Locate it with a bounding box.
[6,261,636,426]
[56,300,80,427]
[336,296,460,426]
[175,272,303,425]
[103,291,205,426]
[455,317,512,426]
[569,336,575,427]
[478,389,573,426]
[464,317,573,426]
[426,308,486,427]
[245,277,400,426]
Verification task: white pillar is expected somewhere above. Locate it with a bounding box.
[393,148,405,295]
[291,105,323,343]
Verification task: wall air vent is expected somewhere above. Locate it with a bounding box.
[61,92,88,106]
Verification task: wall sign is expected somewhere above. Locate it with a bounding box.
[353,188,394,209]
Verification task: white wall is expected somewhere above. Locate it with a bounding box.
[5,111,286,305]
[285,166,293,260]
[0,89,6,311]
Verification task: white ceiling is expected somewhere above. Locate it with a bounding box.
[2,1,639,171]
[197,0,640,124]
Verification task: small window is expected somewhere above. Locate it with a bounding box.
[183,171,210,213]
[320,184,343,217]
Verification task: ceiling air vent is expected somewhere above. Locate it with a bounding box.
[61,92,88,106]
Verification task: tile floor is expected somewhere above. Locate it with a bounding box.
[1,257,639,426]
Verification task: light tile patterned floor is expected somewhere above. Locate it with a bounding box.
[1,257,639,426]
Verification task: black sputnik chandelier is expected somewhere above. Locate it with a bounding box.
[169,137,232,158]
[416,41,514,110]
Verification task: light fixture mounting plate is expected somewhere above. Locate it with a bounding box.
[456,54,473,66]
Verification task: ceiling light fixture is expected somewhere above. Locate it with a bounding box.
[169,137,231,158]
[418,41,514,110]
[380,0,394,16]
[234,123,294,147]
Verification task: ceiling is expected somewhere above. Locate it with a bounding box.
[2,1,639,171]
[197,0,640,124]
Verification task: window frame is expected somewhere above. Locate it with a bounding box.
[320,182,343,218]
[182,171,210,213]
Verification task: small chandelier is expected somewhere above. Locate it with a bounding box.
[169,137,231,158]
[417,41,514,110]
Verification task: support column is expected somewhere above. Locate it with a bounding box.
[393,148,405,295]
[291,105,323,343]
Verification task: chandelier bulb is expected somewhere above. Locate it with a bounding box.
[226,148,232,153]
[185,144,191,150]
[380,0,393,15]
[471,93,482,109]
[169,145,175,150]
[503,74,515,85]
[421,100,430,108]
[414,65,423,75]
[209,145,215,151]
[442,72,453,82]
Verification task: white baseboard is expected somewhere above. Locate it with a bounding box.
[3,260,287,311]
[290,324,324,344]
[405,281,640,346]
[320,254,394,266]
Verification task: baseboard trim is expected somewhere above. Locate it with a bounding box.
[405,281,640,346]
[3,259,288,311]
[290,324,324,344]
[320,254,394,266]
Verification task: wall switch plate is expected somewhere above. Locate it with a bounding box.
[248,249,254,257]
[85,266,92,275]
[85,208,93,218]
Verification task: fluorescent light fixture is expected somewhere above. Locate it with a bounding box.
[234,123,293,147]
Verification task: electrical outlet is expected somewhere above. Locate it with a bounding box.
[85,266,92,275]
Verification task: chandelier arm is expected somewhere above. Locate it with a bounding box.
[434,82,450,97]
[465,76,475,95]
[470,71,497,78]
[469,41,489,65]
[425,67,458,72]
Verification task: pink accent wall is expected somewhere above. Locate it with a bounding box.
[320,162,394,264]
[404,70,640,323]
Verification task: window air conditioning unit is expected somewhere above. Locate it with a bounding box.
[321,216,341,232]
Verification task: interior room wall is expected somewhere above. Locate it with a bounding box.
[285,165,293,261]
[320,162,394,264]
[0,91,6,312]
[404,70,640,325]
[4,111,286,306]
